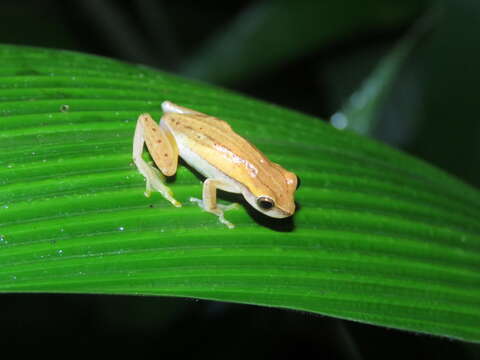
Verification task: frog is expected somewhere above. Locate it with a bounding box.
[132,101,298,228]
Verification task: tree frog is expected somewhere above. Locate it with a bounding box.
[132,101,298,228]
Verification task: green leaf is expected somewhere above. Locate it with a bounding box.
[180,0,424,84]
[1,44,479,342]
[330,13,434,136]
[330,34,415,135]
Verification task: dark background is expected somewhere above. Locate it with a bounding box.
[1,0,479,357]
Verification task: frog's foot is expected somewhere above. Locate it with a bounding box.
[190,197,238,229]
[143,164,182,207]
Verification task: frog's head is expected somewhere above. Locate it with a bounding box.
[243,167,298,219]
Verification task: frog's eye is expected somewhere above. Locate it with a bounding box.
[257,196,275,210]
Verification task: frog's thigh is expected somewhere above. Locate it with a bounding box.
[133,113,178,176]
[142,114,179,175]
[132,113,181,207]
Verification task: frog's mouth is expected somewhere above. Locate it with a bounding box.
[259,201,295,219]
[271,206,295,219]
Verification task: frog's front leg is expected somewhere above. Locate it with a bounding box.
[132,113,181,207]
[190,179,239,229]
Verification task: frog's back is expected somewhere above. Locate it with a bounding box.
[164,112,292,200]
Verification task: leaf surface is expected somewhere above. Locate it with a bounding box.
[0,44,479,342]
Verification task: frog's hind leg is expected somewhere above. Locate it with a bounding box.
[190,179,240,229]
[133,113,181,207]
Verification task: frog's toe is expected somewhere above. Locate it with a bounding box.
[217,202,240,211]
[219,215,235,229]
[189,197,203,208]
[189,197,236,229]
